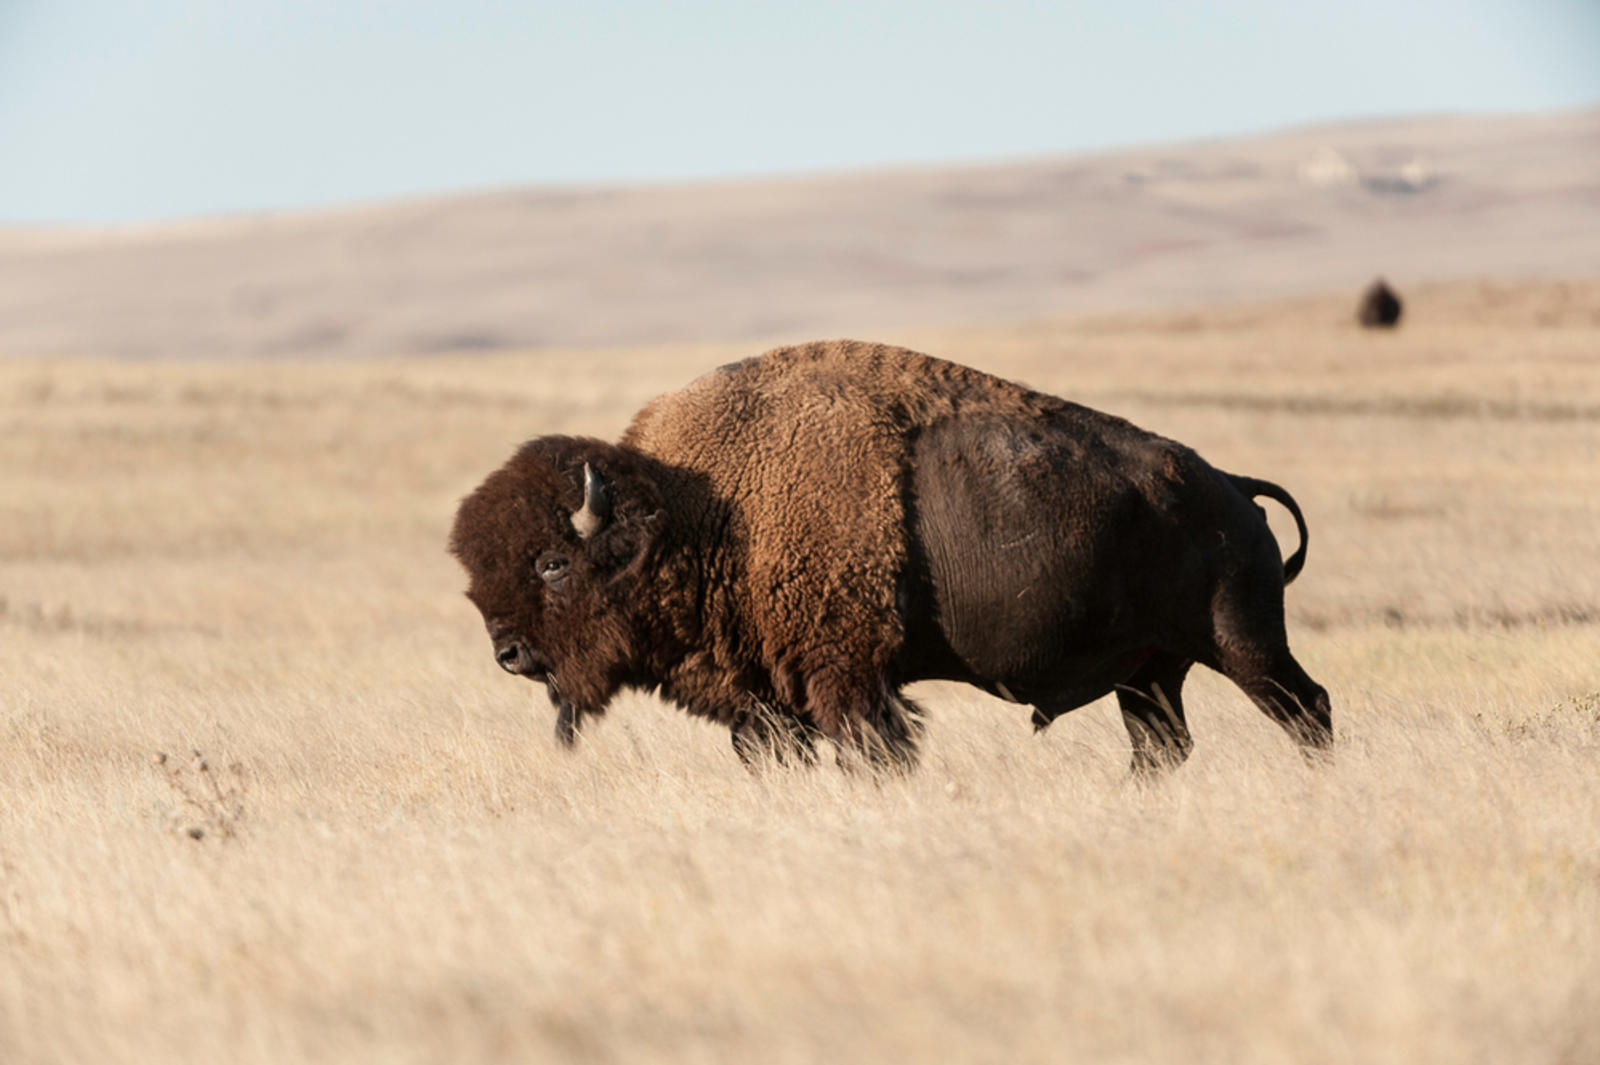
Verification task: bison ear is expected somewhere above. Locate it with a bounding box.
[605,506,664,584]
[570,462,612,540]
[573,457,664,581]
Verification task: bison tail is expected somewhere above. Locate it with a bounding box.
[1229,475,1310,585]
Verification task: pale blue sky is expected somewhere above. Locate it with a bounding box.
[2,0,1597,223]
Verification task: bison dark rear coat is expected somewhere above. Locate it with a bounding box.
[450,341,1332,773]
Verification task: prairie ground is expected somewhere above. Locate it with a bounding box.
[2,278,1598,1064]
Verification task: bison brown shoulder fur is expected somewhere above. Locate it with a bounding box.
[450,340,1332,773]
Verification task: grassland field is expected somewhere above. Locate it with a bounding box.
[2,277,1598,1064]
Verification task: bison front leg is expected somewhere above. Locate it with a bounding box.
[1114,654,1195,777]
[730,702,820,770]
[825,689,925,776]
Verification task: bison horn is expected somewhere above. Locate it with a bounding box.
[570,461,611,539]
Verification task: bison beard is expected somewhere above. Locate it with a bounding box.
[450,340,1332,775]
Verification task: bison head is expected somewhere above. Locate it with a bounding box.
[449,436,663,745]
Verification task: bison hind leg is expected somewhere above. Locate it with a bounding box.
[1222,650,1333,763]
[1209,568,1334,762]
[1114,654,1195,777]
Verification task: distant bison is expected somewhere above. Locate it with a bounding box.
[450,341,1332,773]
[1358,278,1403,328]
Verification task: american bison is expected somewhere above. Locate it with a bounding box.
[1358,278,1403,328]
[450,341,1332,773]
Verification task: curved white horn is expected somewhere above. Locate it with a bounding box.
[570,462,611,539]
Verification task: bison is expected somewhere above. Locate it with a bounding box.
[450,340,1331,774]
[1357,278,1403,328]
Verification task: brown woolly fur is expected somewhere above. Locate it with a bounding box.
[623,344,1052,728]
[452,339,1330,772]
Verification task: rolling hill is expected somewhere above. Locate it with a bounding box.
[1,108,1596,359]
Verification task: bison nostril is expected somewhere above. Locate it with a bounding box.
[496,643,524,673]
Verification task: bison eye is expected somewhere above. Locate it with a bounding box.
[537,554,569,585]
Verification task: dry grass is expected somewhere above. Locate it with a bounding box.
[3,278,1598,1064]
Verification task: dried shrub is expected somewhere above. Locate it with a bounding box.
[151,749,248,841]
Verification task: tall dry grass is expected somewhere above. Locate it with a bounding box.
[2,279,1598,1064]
